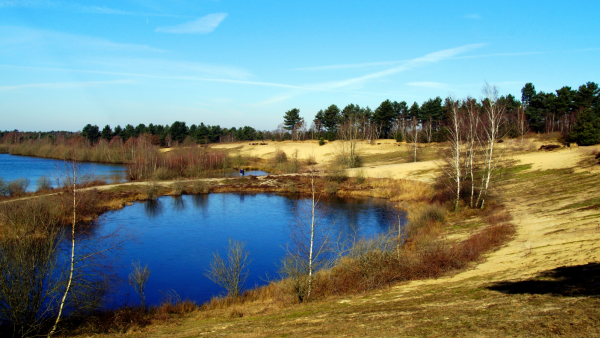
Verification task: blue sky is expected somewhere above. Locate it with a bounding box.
[1,0,598,132]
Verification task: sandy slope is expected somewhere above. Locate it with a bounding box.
[212,138,600,182]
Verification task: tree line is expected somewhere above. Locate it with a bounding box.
[281,81,599,146]
[2,81,598,148]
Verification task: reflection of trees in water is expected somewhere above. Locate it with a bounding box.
[172,196,185,211]
[192,194,209,214]
[144,200,163,218]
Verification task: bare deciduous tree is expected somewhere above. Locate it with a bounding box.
[0,200,62,337]
[336,118,361,168]
[129,262,151,310]
[205,239,251,298]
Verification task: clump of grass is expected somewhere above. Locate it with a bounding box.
[274,148,288,164]
[171,180,185,196]
[354,168,366,185]
[191,180,210,194]
[143,180,159,200]
[324,181,339,194]
[305,154,317,165]
[326,166,348,183]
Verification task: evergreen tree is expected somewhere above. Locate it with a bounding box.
[113,125,123,138]
[123,124,135,140]
[392,101,408,120]
[569,108,600,146]
[408,102,420,119]
[323,104,340,132]
[170,121,188,143]
[373,99,396,138]
[101,125,113,140]
[574,82,600,111]
[81,124,100,144]
[341,103,362,122]
[521,83,536,109]
[419,97,443,125]
[283,108,302,131]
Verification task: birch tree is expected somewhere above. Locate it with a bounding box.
[516,106,529,148]
[476,84,508,209]
[440,99,463,210]
[463,98,481,208]
[282,168,333,302]
[48,159,80,337]
[410,116,419,162]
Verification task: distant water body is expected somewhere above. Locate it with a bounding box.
[0,154,127,191]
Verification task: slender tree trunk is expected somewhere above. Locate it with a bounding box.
[307,171,315,299]
[48,163,77,337]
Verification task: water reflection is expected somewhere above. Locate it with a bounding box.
[172,196,185,211]
[144,200,163,218]
[192,194,209,213]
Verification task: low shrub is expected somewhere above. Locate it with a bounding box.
[324,181,339,194]
[354,168,366,185]
[171,180,185,196]
[0,178,6,196]
[36,175,53,192]
[191,180,210,194]
[274,149,288,164]
[7,178,29,196]
[326,167,348,183]
[144,181,159,200]
[395,132,404,142]
[152,168,175,181]
[318,138,325,146]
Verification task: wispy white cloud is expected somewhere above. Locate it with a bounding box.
[0,79,133,92]
[453,51,544,60]
[292,60,407,72]
[463,13,481,19]
[0,64,303,89]
[0,0,182,16]
[155,13,228,34]
[307,43,486,91]
[85,57,253,80]
[0,26,165,53]
[251,43,487,106]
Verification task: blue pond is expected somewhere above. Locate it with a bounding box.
[96,193,397,308]
[0,153,128,191]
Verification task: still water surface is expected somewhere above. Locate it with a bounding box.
[0,154,268,191]
[0,153,127,191]
[96,193,397,308]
